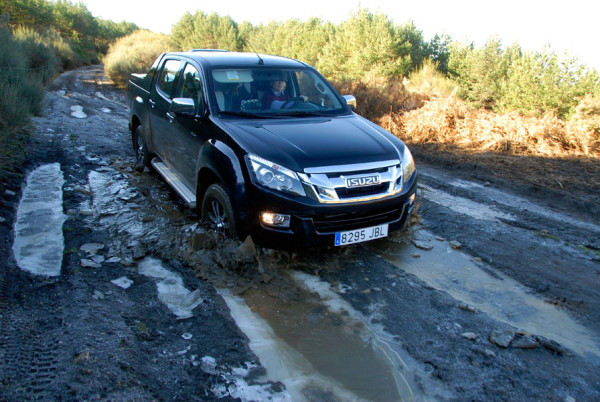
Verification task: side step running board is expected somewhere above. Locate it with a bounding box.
[151,158,197,209]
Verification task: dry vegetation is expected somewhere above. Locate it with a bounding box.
[391,95,599,157]
[337,78,600,158]
[103,30,173,87]
[336,79,600,204]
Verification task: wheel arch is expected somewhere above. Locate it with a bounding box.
[130,115,142,150]
[196,140,249,232]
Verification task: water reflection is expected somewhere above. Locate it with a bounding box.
[220,283,416,401]
[367,231,600,362]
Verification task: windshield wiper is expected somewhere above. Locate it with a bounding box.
[275,110,334,117]
[219,111,286,119]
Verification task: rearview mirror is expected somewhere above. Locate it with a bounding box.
[343,95,357,112]
[170,98,196,117]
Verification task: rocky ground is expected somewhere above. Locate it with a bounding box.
[0,66,599,400]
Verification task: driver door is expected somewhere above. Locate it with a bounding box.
[168,63,207,191]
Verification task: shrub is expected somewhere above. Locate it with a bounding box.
[405,59,457,98]
[12,26,59,85]
[103,30,173,87]
[391,95,600,157]
[0,24,46,131]
[333,77,428,124]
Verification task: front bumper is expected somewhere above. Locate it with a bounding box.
[243,174,418,249]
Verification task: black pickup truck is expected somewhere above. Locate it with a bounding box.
[127,50,417,248]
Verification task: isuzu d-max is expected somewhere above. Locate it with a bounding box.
[127,50,417,248]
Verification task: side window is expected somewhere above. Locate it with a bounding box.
[157,59,182,98]
[177,63,205,113]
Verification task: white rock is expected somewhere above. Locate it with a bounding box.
[91,255,105,264]
[92,290,105,300]
[200,356,218,375]
[111,276,133,289]
[81,259,101,269]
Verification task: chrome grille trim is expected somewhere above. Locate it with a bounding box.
[301,161,403,204]
[304,159,400,174]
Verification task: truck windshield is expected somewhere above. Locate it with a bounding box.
[210,68,346,116]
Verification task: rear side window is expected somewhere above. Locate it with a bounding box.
[157,59,182,97]
[177,63,205,113]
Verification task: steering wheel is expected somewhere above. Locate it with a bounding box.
[281,96,306,109]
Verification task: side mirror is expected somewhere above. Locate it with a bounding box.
[343,95,357,112]
[170,98,196,117]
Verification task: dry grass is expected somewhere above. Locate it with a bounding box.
[340,79,599,211]
[384,94,600,158]
[333,77,429,123]
[337,75,599,158]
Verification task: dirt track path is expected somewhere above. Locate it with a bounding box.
[0,66,598,400]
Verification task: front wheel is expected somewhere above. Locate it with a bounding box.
[134,125,151,171]
[201,183,237,237]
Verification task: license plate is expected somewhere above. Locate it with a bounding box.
[334,224,388,246]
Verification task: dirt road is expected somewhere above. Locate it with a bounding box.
[1,66,598,400]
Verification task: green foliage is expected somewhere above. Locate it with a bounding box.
[103,30,173,87]
[448,38,513,109]
[499,49,600,118]
[0,0,139,168]
[2,0,139,64]
[13,26,59,84]
[406,59,457,97]
[318,8,414,81]
[424,33,451,74]
[0,0,54,28]
[169,7,429,82]
[171,11,242,51]
[0,22,45,133]
[96,19,139,57]
[449,39,600,118]
[244,18,334,68]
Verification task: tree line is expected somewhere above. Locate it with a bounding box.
[165,8,599,119]
[2,0,138,63]
[0,0,138,137]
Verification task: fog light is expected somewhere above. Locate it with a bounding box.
[260,212,291,228]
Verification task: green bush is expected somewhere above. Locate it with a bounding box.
[103,30,173,87]
[406,59,457,98]
[0,24,46,131]
[13,26,59,85]
[448,40,600,118]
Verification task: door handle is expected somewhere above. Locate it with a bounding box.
[166,112,175,123]
[149,99,156,108]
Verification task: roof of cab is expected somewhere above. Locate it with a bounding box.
[168,50,310,69]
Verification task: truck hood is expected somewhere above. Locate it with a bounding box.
[224,116,401,172]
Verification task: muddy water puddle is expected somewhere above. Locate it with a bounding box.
[13,163,66,277]
[367,230,600,362]
[220,277,417,401]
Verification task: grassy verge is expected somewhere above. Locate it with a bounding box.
[0,22,83,192]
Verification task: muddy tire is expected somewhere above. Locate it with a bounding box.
[202,183,237,237]
[134,125,151,171]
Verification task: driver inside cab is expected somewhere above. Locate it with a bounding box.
[261,73,308,110]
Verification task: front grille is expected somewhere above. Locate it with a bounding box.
[325,167,388,179]
[312,207,403,233]
[335,183,389,199]
[303,160,402,204]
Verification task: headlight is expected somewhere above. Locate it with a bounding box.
[247,154,306,196]
[401,146,415,184]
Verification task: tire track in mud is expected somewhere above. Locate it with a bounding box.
[0,288,66,399]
